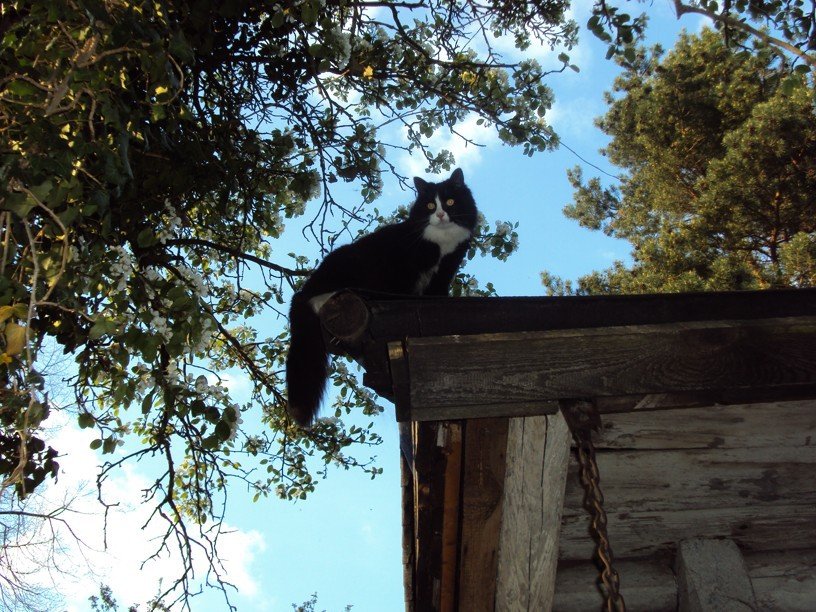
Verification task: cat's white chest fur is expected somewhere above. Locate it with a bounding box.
[422,221,471,257]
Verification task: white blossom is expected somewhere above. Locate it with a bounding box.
[495,221,512,237]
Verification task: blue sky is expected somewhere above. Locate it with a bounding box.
[34,3,710,611]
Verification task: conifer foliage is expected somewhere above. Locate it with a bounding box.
[545,30,816,295]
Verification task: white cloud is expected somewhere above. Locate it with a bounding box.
[220,371,254,402]
[400,113,499,177]
[546,97,603,141]
[7,411,267,609]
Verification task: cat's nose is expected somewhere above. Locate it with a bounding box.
[436,211,445,219]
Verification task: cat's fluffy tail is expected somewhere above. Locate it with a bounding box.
[286,292,329,427]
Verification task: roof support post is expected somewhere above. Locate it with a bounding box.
[495,411,571,610]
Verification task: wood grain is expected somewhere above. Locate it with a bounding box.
[495,413,571,611]
[439,423,462,612]
[559,503,816,560]
[746,549,816,611]
[404,317,816,412]
[675,538,756,612]
[400,452,415,612]
[365,288,816,341]
[554,557,677,612]
[560,446,816,515]
[594,400,816,450]
[412,421,450,610]
[554,550,816,612]
[457,418,509,612]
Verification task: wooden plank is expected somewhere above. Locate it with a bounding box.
[554,549,816,611]
[595,387,816,414]
[439,423,463,612]
[365,288,816,341]
[559,503,816,560]
[554,557,677,612]
[413,421,456,610]
[406,400,560,422]
[676,538,757,612]
[496,412,571,611]
[457,418,509,611]
[745,549,816,611]
[388,341,412,422]
[403,317,816,413]
[400,452,415,612]
[560,446,816,515]
[594,400,816,450]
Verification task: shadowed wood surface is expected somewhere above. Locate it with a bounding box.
[559,503,816,561]
[403,317,816,417]
[457,418,508,612]
[554,557,678,612]
[554,550,816,612]
[318,288,816,400]
[747,549,816,610]
[675,538,757,612]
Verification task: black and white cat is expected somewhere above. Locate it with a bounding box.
[286,168,478,426]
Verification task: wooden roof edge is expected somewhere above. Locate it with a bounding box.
[319,287,816,349]
[317,288,816,407]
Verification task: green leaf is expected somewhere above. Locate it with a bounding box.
[78,412,95,429]
[90,439,103,450]
[89,318,118,340]
[0,192,35,218]
[141,390,155,414]
[4,79,39,98]
[137,227,157,247]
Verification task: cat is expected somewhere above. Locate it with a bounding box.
[286,167,479,426]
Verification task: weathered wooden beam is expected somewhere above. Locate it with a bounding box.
[400,452,415,612]
[402,317,816,418]
[457,418,509,611]
[365,288,816,340]
[412,421,457,610]
[559,503,816,560]
[318,289,370,345]
[495,412,571,611]
[559,445,816,515]
[746,549,816,610]
[593,400,816,451]
[675,538,757,612]
[388,341,413,422]
[554,558,678,612]
[554,549,816,611]
[440,423,463,612]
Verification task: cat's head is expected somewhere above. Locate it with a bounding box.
[409,168,478,232]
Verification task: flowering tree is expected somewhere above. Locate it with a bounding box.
[1,0,569,605]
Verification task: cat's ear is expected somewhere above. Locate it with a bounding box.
[450,168,464,186]
[413,176,429,192]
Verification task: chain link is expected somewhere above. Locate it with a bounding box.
[562,401,626,612]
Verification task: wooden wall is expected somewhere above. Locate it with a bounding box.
[555,398,816,610]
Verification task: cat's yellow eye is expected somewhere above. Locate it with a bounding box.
[445,198,455,206]
[426,202,435,210]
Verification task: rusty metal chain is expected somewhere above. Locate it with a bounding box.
[562,401,626,612]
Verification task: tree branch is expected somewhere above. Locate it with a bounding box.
[673,0,816,68]
[164,238,309,276]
